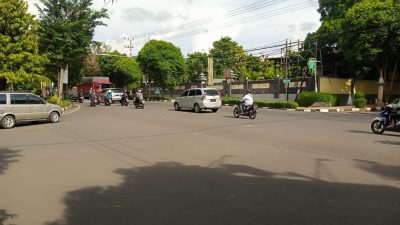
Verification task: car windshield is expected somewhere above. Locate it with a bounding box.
[204,89,219,96]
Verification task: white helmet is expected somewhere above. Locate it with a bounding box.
[138,90,142,93]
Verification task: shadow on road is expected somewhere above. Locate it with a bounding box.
[0,147,20,175]
[354,159,400,180]
[347,130,400,138]
[46,163,400,225]
[374,140,400,145]
[0,148,20,224]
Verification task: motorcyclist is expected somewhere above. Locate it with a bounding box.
[240,90,253,112]
[89,90,97,105]
[387,99,400,128]
[134,89,144,105]
[106,89,113,102]
[121,90,128,104]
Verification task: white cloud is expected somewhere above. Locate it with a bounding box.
[25,0,321,56]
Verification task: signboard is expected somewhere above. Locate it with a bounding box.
[154,86,161,94]
[223,68,231,79]
[63,64,68,84]
[307,58,317,76]
[283,79,290,84]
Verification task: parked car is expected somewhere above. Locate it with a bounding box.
[100,88,124,103]
[0,92,62,129]
[174,88,222,113]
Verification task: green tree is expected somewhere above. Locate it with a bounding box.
[210,37,245,78]
[36,0,108,97]
[186,52,208,82]
[0,0,48,90]
[137,40,186,91]
[340,0,400,102]
[98,51,123,78]
[112,57,142,89]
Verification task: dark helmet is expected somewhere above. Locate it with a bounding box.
[245,90,251,94]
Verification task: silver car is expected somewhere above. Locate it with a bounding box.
[174,88,222,113]
[100,88,124,103]
[0,92,62,129]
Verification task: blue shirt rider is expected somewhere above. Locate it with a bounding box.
[106,90,112,100]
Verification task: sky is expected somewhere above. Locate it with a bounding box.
[25,0,321,57]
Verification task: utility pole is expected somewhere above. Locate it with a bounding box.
[124,37,134,57]
[315,40,318,92]
[285,39,289,102]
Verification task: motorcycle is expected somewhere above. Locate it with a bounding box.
[134,99,145,109]
[371,104,400,134]
[89,97,96,107]
[120,95,129,106]
[104,97,112,106]
[233,103,257,119]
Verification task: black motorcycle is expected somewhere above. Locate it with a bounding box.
[233,103,257,119]
[134,99,144,109]
[371,105,400,134]
[120,95,129,106]
[89,97,96,107]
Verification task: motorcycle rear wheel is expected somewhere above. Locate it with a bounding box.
[233,107,240,118]
[371,120,385,134]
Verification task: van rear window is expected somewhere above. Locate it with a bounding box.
[0,94,6,104]
[204,89,220,96]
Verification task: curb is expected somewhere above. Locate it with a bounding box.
[62,104,80,114]
[221,104,377,113]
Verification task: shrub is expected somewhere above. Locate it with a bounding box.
[354,92,365,99]
[296,91,337,107]
[254,100,270,107]
[266,101,298,109]
[354,98,367,108]
[47,95,71,107]
[222,97,240,105]
[254,100,298,109]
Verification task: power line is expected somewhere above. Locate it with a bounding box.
[130,0,307,39]
[162,1,317,41]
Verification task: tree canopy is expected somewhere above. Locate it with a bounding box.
[186,52,208,82]
[340,0,400,78]
[36,0,108,97]
[0,0,48,90]
[210,37,245,78]
[112,57,142,89]
[307,0,400,102]
[137,40,186,89]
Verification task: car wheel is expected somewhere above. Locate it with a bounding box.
[212,109,218,113]
[1,115,15,129]
[49,112,60,123]
[174,102,181,111]
[194,104,201,113]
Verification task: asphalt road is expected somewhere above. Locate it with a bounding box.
[1,101,399,225]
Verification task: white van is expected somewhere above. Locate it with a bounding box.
[174,88,222,113]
